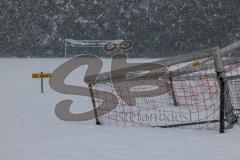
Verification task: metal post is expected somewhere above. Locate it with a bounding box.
[88,83,100,125]
[41,72,44,93]
[64,41,67,58]
[218,75,225,133]
[213,49,225,133]
[169,72,178,106]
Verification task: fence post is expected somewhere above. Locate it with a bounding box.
[213,48,226,133]
[88,83,100,125]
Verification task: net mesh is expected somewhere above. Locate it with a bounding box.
[225,62,240,76]
[225,77,240,115]
[224,60,240,119]
[90,57,240,130]
[91,58,222,130]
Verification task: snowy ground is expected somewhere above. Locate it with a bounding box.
[0,58,240,160]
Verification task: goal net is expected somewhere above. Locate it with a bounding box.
[64,39,124,57]
[88,55,220,130]
[87,49,240,131]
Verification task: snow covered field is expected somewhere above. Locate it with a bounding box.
[0,58,240,160]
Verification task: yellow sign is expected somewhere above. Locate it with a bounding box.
[32,73,53,78]
[192,60,200,68]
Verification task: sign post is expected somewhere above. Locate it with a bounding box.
[32,72,52,93]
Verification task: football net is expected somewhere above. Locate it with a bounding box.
[64,39,124,58]
[90,58,221,130]
[87,44,240,132]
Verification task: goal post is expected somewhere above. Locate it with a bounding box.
[89,68,221,130]
[88,56,219,129]
[64,39,124,58]
[87,42,240,133]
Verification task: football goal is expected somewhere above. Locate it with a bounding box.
[64,39,124,58]
[87,41,240,133]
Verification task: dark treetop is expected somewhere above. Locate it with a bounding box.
[0,0,240,57]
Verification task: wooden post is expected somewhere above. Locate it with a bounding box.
[41,72,44,93]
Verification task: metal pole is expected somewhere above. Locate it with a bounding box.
[88,83,100,125]
[41,72,44,93]
[213,49,225,133]
[85,48,218,84]
[64,41,67,58]
[169,72,178,106]
[219,75,225,133]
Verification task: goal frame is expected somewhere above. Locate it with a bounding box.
[87,41,240,133]
[64,39,124,58]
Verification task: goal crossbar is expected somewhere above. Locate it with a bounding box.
[85,40,240,83]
